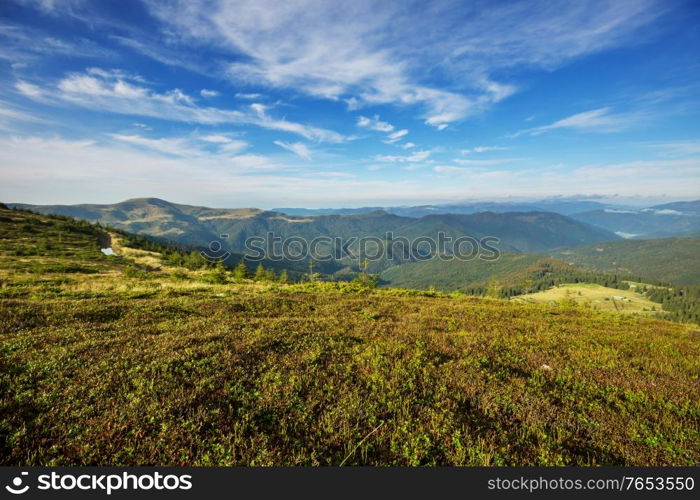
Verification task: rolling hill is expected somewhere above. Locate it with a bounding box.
[380,253,545,291]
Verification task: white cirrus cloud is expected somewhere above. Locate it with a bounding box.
[644,140,700,157]
[461,146,508,154]
[511,107,641,136]
[109,133,248,157]
[356,115,394,132]
[384,129,409,144]
[235,92,263,99]
[0,99,46,130]
[453,157,524,166]
[374,150,431,163]
[0,23,115,62]
[15,81,44,98]
[141,0,662,127]
[16,69,346,143]
[433,165,466,175]
[200,134,233,143]
[200,89,220,97]
[273,140,312,160]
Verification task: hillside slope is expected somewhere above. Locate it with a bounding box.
[380,253,545,291]
[1,206,698,466]
[548,237,700,286]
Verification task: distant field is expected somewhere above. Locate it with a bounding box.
[514,283,661,315]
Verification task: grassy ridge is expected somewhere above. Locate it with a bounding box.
[1,207,699,465]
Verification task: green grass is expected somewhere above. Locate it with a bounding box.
[1,206,699,466]
[514,283,662,315]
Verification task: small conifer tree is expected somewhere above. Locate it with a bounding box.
[233,260,248,280]
[255,263,267,281]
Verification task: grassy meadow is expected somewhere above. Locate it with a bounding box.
[1,206,699,466]
[514,283,662,315]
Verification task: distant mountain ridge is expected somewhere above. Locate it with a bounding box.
[569,200,700,239]
[274,199,615,217]
[272,197,700,239]
[8,198,620,259]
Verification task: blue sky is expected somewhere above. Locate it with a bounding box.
[1,0,699,208]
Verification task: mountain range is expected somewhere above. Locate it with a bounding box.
[273,199,614,217]
[9,198,621,257]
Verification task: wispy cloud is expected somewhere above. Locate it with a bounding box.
[111,35,213,75]
[374,150,431,163]
[200,89,219,98]
[141,0,663,128]
[110,133,248,157]
[644,140,700,157]
[0,100,46,130]
[12,0,86,15]
[15,69,346,142]
[0,23,114,62]
[453,157,524,166]
[235,92,263,100]
[200,134,235,143]
[273,140,312,160]
[357,115,411,145]
[461,146,508,154]
[384,129,408,144]
[571,158,700,181]
[14,81,43,98]
[356,115,394,132]
[511,107,639,136]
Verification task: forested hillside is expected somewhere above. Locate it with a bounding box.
[548,237,700,286]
